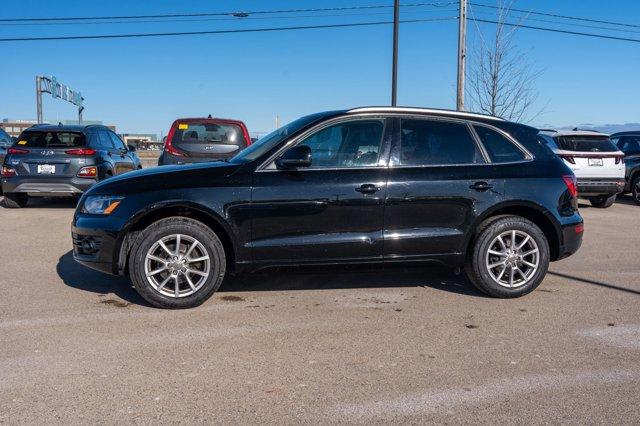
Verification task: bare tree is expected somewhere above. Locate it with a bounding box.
[467,0,543,122]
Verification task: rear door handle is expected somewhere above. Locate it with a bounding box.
[355,184,381,194]
[470,181,493,192]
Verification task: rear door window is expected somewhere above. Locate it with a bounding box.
[396,119,485,166]
[555,136,618,152]
[98,130,114,149]
[474,125,526,163]
[16,131,86,148]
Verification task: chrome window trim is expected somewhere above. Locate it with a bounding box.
[257,113,390,172]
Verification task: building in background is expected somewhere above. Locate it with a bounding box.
[120,133,162,150]
[0,118,116,138]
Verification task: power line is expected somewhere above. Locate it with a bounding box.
[0,9,460,27]
[471,18,640,44]
[0,17,458,43]
[0,2,456,22]
[470,2,640,29]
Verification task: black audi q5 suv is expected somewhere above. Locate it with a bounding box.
[1,124,141,208]
[72,107,583,309]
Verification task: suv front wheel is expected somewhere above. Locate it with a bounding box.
[466,216,550,298]
[129,217,226,309]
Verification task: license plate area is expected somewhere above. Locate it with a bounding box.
[37,164,56,174]
[588,158,603,166]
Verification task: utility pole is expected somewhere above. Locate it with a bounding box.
[456,0,467,111]
[391,0,400,106]
[35,76,43,123]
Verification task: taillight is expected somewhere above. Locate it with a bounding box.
[615,155,625,165]
[77,166,97,178]
[562,174,578,198]
[574,223,584,234]
[164,124,185,157]
[1,165,16,177]
[66,148,96,156]
[8,147,29,155]
[560,155,575,165]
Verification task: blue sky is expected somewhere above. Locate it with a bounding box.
[1,0,639,136]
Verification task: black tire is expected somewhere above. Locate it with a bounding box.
[465,216,550,298]
[632,175,640,206]
[128,217,226,309]
[589,194,616,208]
[2,192,28,208]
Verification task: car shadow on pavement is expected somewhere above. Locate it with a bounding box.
[220,264,484,297]
[57,250,483,306]
[615,194,639,206]
[56,251,151,306]
[15,197,79,209]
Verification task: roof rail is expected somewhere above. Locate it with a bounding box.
[347,106,505,121]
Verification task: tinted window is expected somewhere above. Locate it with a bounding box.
[555,136,617,152]
[398,119,485,166]
[98,130,114,148]
[474,125,525,163]
[298,119,384,168]
[618,136,640,155]
[109,131,126,150]
[171,121,246,149]
[16,131,86,148]
[0,129,10,147]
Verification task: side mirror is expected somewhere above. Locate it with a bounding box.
[127,144,137,152]
[275,145,312,170]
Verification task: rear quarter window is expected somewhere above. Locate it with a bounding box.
[16,131,86,148]
[473,125,526,163]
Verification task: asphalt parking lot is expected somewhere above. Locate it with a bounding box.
[1,196,639,424]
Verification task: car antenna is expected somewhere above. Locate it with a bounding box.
[208,114,212,119]
[58,122,63,126]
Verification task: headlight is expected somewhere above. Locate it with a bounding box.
[81,195,124,215]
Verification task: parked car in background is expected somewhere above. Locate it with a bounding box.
[610,131,640,205]
[0,128,12,164]
[538,129,625,208]
[158,117,252,166]
[1,124,141,208]
[72,107,583,309]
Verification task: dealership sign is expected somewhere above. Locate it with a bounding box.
[49,76,83,107]
[36,74,85,123]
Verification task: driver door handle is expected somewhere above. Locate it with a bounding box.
[355,184,381,194]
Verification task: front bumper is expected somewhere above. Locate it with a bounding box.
[2,175,97,196]
[576,178,625,197]
[72,214,126,275]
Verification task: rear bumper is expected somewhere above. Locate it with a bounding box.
[158,151,231,166]
[1,176,97,196]
[557,221,584,260]
[577,178,625,196]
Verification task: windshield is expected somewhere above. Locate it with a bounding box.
[555,135,618,152]
[229,112,336,163]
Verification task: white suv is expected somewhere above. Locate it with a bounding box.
[539,129,625,208]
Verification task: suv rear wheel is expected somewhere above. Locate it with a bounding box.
[589,194,616,208]
[632,175,640,206]
[129,217,226,309]
[466,216,550,298]
[2,193,28,208]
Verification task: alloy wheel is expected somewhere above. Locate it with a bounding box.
[485,230,539,288]
[144,234,211,298]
